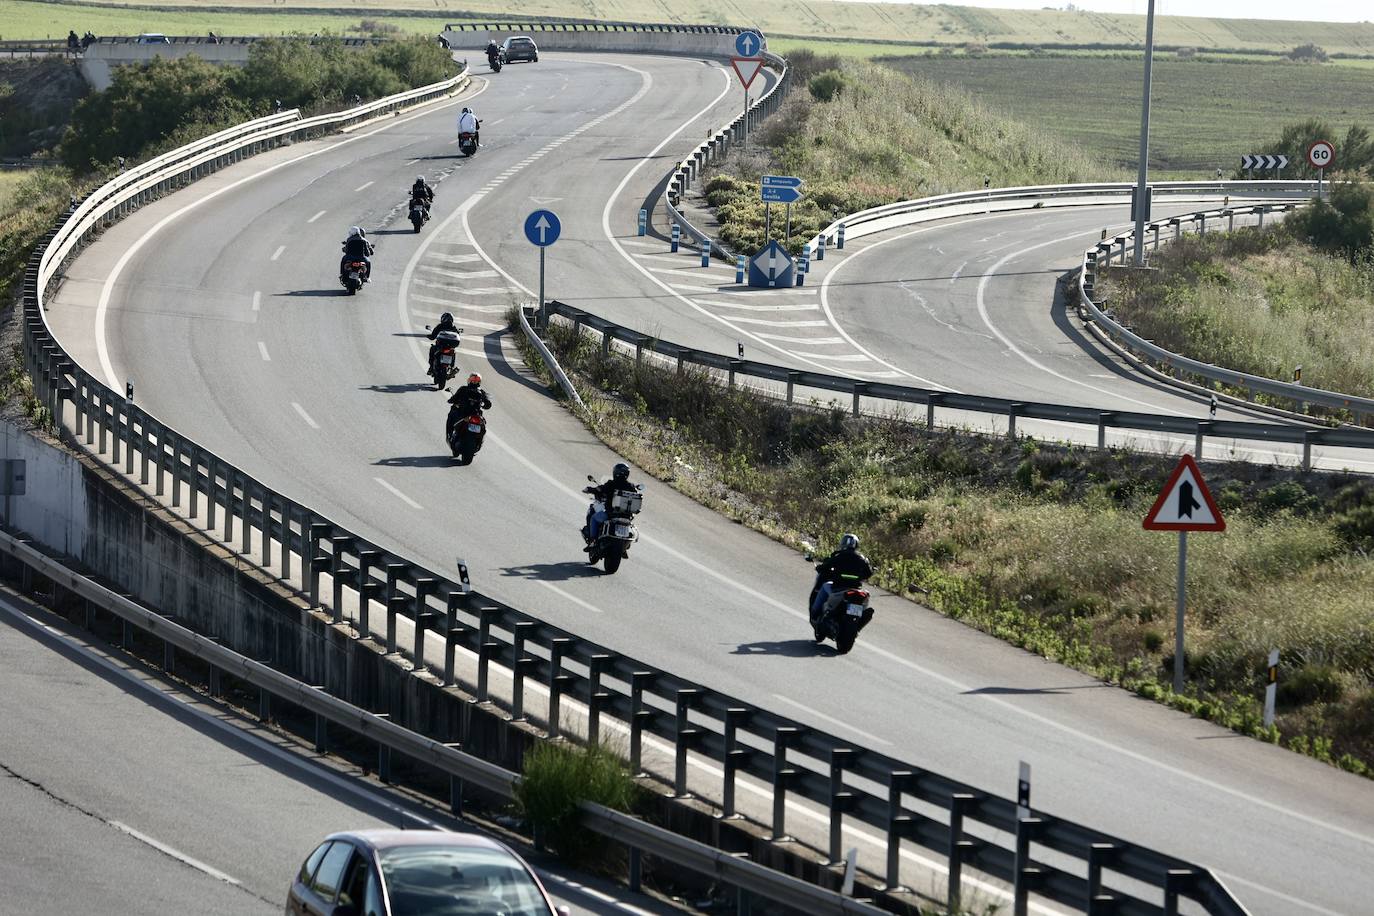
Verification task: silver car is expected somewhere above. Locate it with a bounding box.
[286,829,570,916]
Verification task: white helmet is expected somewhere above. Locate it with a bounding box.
[839,533,860,552]
[348,226,362,239]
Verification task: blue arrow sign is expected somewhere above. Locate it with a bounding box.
[524,209,561,247]
[735,30,761,57]
[761,186,803,204]
[761,175,802,189]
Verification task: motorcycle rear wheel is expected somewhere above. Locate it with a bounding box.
[602,551,622,574]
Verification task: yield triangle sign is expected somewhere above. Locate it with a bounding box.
[1143,455,1225,532]
[731,57,763,89]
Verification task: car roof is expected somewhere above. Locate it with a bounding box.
[325,829,511,853]
[506,35,535,41]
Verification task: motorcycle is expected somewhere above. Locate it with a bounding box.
[458,122,480,157]
[487,50,502,73]
[340,259,368,294]
[448,411,486,465]
[582,476,643,574]
[805,551,873,655]
[427,327,462,389]
[409,196,430,233]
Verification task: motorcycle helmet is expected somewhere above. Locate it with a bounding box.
[839,533,860,552]
[612,463,630,482]
[416,175,426,184]
[441,311,453,324]
[467,372,482,385]
[348,226,362,239]
[462,107,472,114]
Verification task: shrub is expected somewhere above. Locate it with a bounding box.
[1293,181,1374,262]
[515,742,638,866]
[808,69,846,103]
[1176,47,1197,59]
[1288,43,1329,63]
[1276,664,1345,707]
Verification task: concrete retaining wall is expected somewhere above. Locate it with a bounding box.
[79,42,254,90]
[441,28,739,58]
[0,420,86,557]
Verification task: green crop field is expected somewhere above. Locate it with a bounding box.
[882,54,1374,177]
[6,0,1374,57]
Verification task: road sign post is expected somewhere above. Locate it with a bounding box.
[523,209,561,327]
[1307,139,1334,200]
[1143,454,1226,693]
[731,55,763,148]
[1132,0,1157,267]
[1263,649,1280,728]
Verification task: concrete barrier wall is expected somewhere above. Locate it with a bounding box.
[0,421,86,557]
[79,42,254,90]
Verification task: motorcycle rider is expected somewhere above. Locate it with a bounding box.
[485,38,500,67]
[457,106,480,148]
[583,462,638,549]
[339,226,373,282]
[410,176,434,211]
[810,533,873,623]
[427,311,460,376]
[446,372,491,440]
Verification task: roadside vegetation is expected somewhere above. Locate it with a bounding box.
[1100,181,1374,406]
[703,50,1119,254]
[515,322,1374,776]
[515,741,639,869]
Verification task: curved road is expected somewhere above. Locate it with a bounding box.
[44,53,1374,914]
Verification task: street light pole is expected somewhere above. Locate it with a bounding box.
[1132,0,1156,267]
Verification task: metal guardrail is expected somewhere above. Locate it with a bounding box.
[24,45,1255,915]
[1078,202,1374,423]
[546,301,1374,466]
[0,528,887,915]
[662,51,789,260]
[445,21,751,34]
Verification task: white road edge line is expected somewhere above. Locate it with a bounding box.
[374,477,423,510]
[257,341,270,362]
[537,581,602,614]
[291,402,319,429]
[770,693,892,746]
[110,821,243,886]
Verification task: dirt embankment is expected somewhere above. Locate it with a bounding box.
[0,58,88,157]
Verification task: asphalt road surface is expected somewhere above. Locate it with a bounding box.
[43,53,1374,914]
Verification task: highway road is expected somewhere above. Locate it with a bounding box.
[0,590,675,915]
[42,52,1374,914]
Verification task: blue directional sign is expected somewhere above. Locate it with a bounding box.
[747,240,794,289]
[760,175,803,204]
[735,30,762,57]
[524,209,561,247]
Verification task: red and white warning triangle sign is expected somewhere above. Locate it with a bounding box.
[1143,454,1225,532]
[731,57,763,89]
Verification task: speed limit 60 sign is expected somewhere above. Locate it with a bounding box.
[1307,140,1335,169]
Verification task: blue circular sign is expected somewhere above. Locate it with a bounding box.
[524,209,561,248]
[734,30,762,58]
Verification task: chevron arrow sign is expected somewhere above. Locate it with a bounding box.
[1240,154,1290,170]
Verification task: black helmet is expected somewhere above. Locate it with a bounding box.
[441,311,453,324]
[612,463,630,482]
[839,533,859,552]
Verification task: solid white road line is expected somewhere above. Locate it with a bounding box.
[695,300,820,312]
[251,291,261,311]
[257,342,270,362]
[291,402,319,429]
[270,245,285,261]
[769,694,892,747]
[353,181,374,192]
[538,581,603,614]
[754,333,845,344]
[790,352,871,362]
[307,210,326,224]
[110,821,243,886]
[374,477,423,510]
[726,317,828,327]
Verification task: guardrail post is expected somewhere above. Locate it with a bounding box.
[630,671,657,774]
[1173,220,1181,241]
[443,624,466,688]
[328,536,354,624]
[673,688,703,797]
[1162,868,1198,916]
[785,370,800,404]
[947,793,977,911]
[727,358,741,389]
[837,223,846,249]
[1087,842,1120,914]
[222,467,238,543]
[1194,421,1212,459]
[510,621,537,720]
[1302,430,1314,471]
[927,392,942,429]
[1257,207,1265,230]
[1198,214,1207,235]
[588,654,612,745]
[884,770,915,891]
[852,382,868,417]
[1227,210,1235,231]
[1097,412,1115,450]
[1152,223,1161,250]
[771,726,800,841]
[477,605,501,703]
[386,594,408,656]
[828,748,857,864]
[306,523,331,604]
[547,637,575,738]
[1007,403,1025,440]
[601,329,612,358]
[1012,816,1046,916]
[358,581,381,640]
[412,609,438,673]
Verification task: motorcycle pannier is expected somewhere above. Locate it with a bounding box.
[609,491,642,515]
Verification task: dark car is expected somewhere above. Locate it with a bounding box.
[286,829,570,916]
[500,36,538,63]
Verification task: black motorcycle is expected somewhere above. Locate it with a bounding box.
[806,554,873,654]
[487,49,502,72]
[447,411,486,465]
[408,196,430,233]
[428,326,461,389]
[582,476,643,574]
[340,259,367,294]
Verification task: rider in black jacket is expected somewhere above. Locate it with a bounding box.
[427,311,460,372]
[583,462,638,546]
[810,533,873,621]
[340,227,373,281]
[446,373,491,439]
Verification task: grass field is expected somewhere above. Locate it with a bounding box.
[882,54,1374,176]
[7,0,1374,56]
[0,0,442,39]
[0,170,28,210]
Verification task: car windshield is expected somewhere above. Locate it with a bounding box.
[378,845,548,916]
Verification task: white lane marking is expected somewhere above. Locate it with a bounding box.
[257,341,270,362]
[251,291,261,311]
[421,265,501,280]
[1214,871,1346,916]
[91,80,488,390]
[770,694,892,747]
[726,317,828,327]
[306,210,327,224]
[110,821,243,886]
[538,581,603,614]
[353,180,374,193]
[291,402,319,429]
[409,295,506,313]
[440,253,484,264]
[270,245,285,261]
[975,231,1169,413]
[791,352,871,362]
[618,238,659,248]
[695,300,820,312]
[374,477,422,510]
[754,334,845,344]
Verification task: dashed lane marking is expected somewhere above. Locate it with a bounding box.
[291,402,319,429]
[374,477,423,510]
